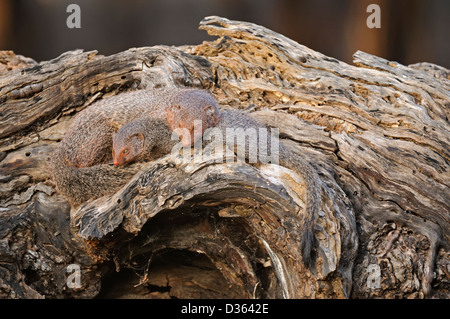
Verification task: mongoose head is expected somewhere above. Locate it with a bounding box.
[113,118,172,166]
[112,128,144,166]
[167,90,221,147]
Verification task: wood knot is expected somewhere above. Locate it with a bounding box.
[9,83,43,100]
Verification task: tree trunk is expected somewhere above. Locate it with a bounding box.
[0,16,448,299]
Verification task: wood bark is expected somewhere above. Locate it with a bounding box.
[0,16,448,299]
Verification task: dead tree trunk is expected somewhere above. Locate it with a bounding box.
[0,16,448,299]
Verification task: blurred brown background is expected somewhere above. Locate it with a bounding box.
[0,0,448,67]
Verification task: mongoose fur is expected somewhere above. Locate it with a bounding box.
[51,88,221,206]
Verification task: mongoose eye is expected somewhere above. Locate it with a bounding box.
[123,149,129,155]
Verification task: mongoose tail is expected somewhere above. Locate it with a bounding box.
[279,146,320,267]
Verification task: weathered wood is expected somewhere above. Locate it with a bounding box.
[0,16,448,299]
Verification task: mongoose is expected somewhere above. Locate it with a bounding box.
[112,90,221,166]
[51,88,221,206]
[113,107,321,267]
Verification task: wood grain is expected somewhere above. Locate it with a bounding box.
[0,16,448,299]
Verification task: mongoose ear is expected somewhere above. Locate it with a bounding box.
[205,105,221,126]
[168,104,181,116]
[167,104,181,130]
[133,132,144,142]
